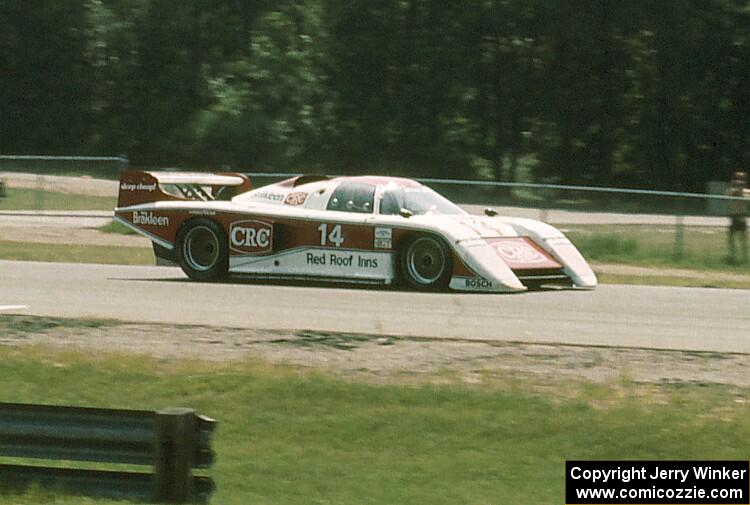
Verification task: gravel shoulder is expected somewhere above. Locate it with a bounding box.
[0,171,117,197]
[2,317,749,387]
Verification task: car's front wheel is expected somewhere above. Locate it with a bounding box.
[399,235,452,291]
[176,218,228,281]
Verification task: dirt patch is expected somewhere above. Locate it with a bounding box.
[2,317,749,386]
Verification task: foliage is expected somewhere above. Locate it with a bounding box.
[1,0,749,188]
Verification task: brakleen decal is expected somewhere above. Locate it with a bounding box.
[133,211,169,226]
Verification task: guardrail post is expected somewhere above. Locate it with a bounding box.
[154,408,196,503]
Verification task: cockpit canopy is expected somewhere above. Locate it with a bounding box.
[324,180,466,216]
[235,176,467,216]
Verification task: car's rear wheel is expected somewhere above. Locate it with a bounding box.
[399,235,452,290]
[176,218,228,281]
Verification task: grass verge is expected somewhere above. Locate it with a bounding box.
[0,241,153,265]
[566,225,750,272]
[0,188,115,211]
[0,343,748,505]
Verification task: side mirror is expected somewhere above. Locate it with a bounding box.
[399,208,413,218]
[484,207,498,217]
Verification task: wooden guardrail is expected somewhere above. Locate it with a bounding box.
[0,402,216,503]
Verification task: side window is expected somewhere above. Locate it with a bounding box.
[326,182,375,214]
[379,189,404,215]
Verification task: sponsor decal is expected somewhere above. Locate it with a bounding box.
[132,211,169,226]
[230,220,273,254]
[488,237,561,270]
[374,227,392,239]
[493,241,548,263]
[373,227,393,249]
[249,190,285,202]
[305,252,380,269]
[189,209,216,216]
[464,277,493,289]
[283,191,308,206]
[121,182,157,192]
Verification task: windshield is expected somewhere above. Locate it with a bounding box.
[380,186,466,216]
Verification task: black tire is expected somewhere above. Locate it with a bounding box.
[176,218,228,281]
[399,235,452,291]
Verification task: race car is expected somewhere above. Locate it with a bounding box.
[114,170,597,293]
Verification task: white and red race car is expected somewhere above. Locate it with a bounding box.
[114,171,597,292]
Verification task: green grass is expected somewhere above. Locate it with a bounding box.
[593,272,750,289]
[0,341,748,504]
[566,225,750,272]
[0,241,152,265]
[98,220,138,235]
[0,188,115,211]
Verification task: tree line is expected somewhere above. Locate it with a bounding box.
[1,0,749,190]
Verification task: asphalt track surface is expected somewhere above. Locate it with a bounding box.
[2,260,749,354]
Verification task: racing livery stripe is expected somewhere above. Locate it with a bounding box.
[115,207,480,279]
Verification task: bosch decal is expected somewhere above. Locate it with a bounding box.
[230,220,273,254]
[464,277,493,289]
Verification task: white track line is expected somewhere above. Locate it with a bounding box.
[0,305,29,312]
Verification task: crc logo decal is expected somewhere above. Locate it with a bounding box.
[284,192,308,206]
[494,241,547,263]
[230,220,273,254]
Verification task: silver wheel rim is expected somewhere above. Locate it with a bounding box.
[406,237,446,285]
[184,225,219,272]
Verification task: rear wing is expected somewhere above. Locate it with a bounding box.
[117,170,252,208]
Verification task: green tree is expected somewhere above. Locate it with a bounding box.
[0,0,93,153]
[193,0,332,170]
